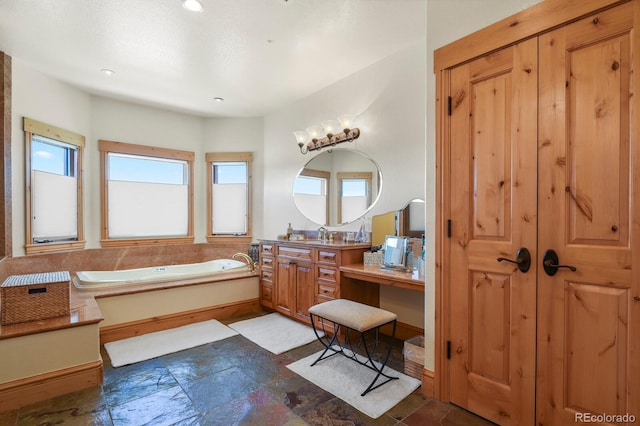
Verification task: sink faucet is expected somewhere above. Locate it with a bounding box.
[317,226,328,242]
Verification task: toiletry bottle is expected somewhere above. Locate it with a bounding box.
[287,223,293,240]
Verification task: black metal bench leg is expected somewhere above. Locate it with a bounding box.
[309,313,342,366]
[360,319,399,396]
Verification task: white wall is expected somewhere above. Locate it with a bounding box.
[11,59,92,256]
[262,39,428,332]
[202,118,265,240]
[425,0,544,370]
[262,40,428,236]
[11,60,264,253]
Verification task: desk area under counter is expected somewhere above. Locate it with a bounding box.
[339,263,425,341]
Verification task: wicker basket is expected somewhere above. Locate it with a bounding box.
[403,335,425,380]
[1,271,71,325]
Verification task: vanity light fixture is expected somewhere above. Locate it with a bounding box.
[295,115,361,154]
[182,0,204,12]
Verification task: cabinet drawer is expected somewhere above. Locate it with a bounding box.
[261,282,273,304]
[260,255,274,269]
[316,265,338,283]
[260,268,274,283]
[317,249,339,265]
[316,282,339,299]
[277,245,314,261]
[261,244,275,256]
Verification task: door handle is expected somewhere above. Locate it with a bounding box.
[497,247,531,273]
[542,249,577,276]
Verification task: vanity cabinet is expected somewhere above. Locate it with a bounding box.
[259,241,368,325]
[258,243,275,308]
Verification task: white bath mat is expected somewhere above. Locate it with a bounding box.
[104,320,238,367]
[228,313,322,354]
[287,349,421,419]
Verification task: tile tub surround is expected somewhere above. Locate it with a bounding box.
[0,312,495,425]
[0,242,252,278]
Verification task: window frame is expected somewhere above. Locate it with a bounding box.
[99,139,194,247]
[337,171,372,224]
[206,152,252,243]
[297,168,330,226]
[24,117,85,255]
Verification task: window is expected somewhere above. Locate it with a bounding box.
[337,172,372,224]
[206,152,252,243]
[293,168,330,226]
[99,140,194,246]
[24,118,85,254]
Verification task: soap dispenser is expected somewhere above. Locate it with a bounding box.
[286,223,293,240]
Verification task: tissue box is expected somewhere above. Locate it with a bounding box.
[403,335,425,380]
[1,271,70,325]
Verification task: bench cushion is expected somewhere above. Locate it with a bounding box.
[308,299,397,332]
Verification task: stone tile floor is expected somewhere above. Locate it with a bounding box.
[0,313,495,425]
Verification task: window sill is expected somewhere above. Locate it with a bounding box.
[25,240,86,255]
[101,237,194,248]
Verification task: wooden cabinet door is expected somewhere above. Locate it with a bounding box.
[293,261,314,323]
[537,4,639,424]
[275,258,295,316]
[448,38,538,425]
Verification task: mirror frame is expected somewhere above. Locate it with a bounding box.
[292,149,382,226]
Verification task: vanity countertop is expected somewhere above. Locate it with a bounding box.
[340,263,425,292]
[258,238,371,250]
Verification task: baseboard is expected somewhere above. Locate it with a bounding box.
[100,299,261,344]
[0,360,103,412]
[422,367,435,397]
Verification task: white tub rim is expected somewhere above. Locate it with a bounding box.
[73,259,250,290]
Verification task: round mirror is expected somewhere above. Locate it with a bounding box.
[293,149,382,226]
[398,198,425,237]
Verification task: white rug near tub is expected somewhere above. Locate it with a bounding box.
[287,349,421,419]
[228,313,323,354]
[104,320,239,367]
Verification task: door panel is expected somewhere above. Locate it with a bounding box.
[293,262,313,323]
[470,272,510,383]
[568,35,630,245]
[449,38,538,425]
[275,259,294,316]
[537,4,637,425]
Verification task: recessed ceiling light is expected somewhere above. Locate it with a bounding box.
[182,0,204,12]
[213,97,224,103]
[101,68,115,76]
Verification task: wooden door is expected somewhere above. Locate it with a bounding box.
[537,4,639,424]
[293,261,314,323]
[448,38,538,425]
[275,258,295,316]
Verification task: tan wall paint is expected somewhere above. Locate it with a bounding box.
[96,277,259,327]
[0,324,100,383]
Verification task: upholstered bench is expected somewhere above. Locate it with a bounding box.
[308,298,399,396]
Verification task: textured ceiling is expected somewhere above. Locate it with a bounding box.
[0,0,426,117]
